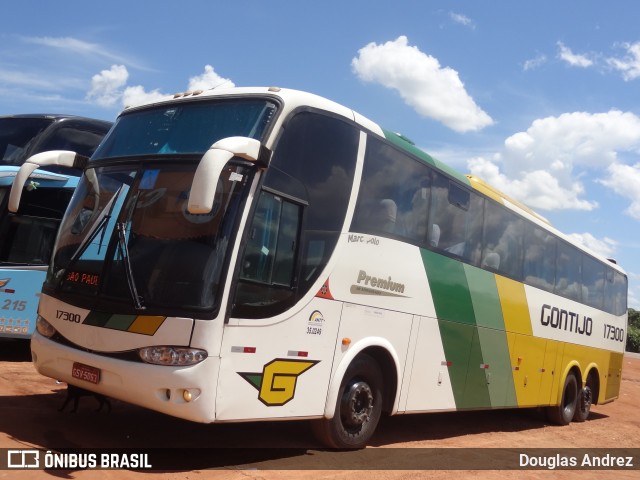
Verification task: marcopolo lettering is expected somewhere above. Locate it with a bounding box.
[540,304,592,336]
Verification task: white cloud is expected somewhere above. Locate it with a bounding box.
[0,69,61,90]
[557,41,593,68]
[188,65,235,91]
[122,85,167,108]
[86,64,235,109]
[523,54,547,71]
[86,64,166,108]
[468,157,597,211]
[467,110,640,212]
[503,111,640,171]
[25,36,103,55]
[565,233,617,258]
[22,35,144,69]
[86,65,129,107]
[352,36,493,133]
[600,162,640,220]
[607,41,640,81]
[449,12,475,29]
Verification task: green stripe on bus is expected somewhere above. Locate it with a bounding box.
[437,320,474,406]
[464,265,504,330]
[476,326,517,407]
[421,249,475,324]
[104,314,137,331]
[83,311,137,331]
[83,311,111,327]
[464,265,517,407]
[422,251,516,408]
[421,249,491,407]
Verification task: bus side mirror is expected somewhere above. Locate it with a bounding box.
[187,137,266,214]
[8,150,88,213]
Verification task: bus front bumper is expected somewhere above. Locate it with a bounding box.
[31,331,220,423]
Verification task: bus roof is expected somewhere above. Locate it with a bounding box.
[120,87,625,274]
[0,113,111,126]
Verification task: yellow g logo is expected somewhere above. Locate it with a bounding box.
[239,358,319,406]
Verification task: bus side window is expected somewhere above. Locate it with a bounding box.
[428,172,483,265]
[482,201,524,280]
[604,269,628,316]
[582,254,605,310]
[265,111,358,298]
[352,136,432,244]
[232,191,302,318]
[555,242,582,302]
[523,224,557,291]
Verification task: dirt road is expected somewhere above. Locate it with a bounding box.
[1,340,638,480]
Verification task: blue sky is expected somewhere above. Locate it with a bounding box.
[2,1,640,308]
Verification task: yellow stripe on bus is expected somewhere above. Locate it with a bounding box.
[495,275,532,336]
[127,315,166,335]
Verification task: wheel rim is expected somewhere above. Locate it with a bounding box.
[341,381,374,428]
[580,386,593,413]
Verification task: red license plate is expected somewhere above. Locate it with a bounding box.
[71,362,101,384]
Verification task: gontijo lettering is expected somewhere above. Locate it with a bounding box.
[540,303,592,336]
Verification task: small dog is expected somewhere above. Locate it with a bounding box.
[58,384,111,413]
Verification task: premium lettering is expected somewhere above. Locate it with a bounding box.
[356,270,405,294]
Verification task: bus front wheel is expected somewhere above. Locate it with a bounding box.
[547,371,578,426]
[311,354,383,448]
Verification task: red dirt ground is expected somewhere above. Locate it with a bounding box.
[1,340,638,480]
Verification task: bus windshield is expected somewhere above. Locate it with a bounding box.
[48,162,253,316]
[43,98,279,316]
[0,118,54,165]
[93,98,277,160]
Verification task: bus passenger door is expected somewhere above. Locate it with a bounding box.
[215,190,341,421]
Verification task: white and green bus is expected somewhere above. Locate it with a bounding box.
[12,88,627,448]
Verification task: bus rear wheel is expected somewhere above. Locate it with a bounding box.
[547,371,578,426]
[574,372,596,422]
[311,354,383,449]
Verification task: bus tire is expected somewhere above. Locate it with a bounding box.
[311,354,383,449]
[574,373,596,422]
[546,371,578,426]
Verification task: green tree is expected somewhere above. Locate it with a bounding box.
[627,308,640,353]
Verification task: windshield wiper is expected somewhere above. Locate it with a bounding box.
[116,222,145,311]
[61,185,123,280]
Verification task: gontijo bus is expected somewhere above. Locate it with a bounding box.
[11,88,627,448]
[0,115,111,339]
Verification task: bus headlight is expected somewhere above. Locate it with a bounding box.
[36,315,57,338]
[138,346,208,366]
